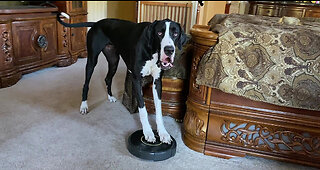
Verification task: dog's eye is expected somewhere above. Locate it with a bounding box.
[158,32,163,36]
[173,33,178,37]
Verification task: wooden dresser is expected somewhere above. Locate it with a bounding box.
[0,6,58,88]
[53,1,88,62]
[249,1,320,18]
[0,2,87,88]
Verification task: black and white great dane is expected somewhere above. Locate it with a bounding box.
[57,12,186,144]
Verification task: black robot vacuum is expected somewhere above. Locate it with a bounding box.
[127,130,176,161]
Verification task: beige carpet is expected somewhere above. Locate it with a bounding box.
[0,55,316,170]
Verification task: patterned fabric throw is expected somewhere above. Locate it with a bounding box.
[196,14,320,111]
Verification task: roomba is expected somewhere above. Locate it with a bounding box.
[127,129,176,161]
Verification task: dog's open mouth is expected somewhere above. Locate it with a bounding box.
[161,57,173,70]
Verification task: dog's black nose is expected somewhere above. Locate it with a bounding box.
[164,46,174,56]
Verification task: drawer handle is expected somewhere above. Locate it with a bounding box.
[37,35,48,48]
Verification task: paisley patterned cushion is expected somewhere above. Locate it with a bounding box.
[196,14,320,111]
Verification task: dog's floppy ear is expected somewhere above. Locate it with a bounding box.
[176,23,187,50]
[146,20,158,50]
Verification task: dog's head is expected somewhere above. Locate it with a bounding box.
[146,19,187,70]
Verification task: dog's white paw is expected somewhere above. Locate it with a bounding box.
[108,95,117,102]
[143,129,156,143]
[158,129,172,144]
[80,101,88,115]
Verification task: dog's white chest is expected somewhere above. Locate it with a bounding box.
[141,53,161,79]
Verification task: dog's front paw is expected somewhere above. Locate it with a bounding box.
[143,129,156,143]
[108,95,117,102]
[80,101,89,115]
[158,130,172,144]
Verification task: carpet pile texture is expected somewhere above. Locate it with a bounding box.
[0,56,315,170]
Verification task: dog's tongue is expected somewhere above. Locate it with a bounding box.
[165,57,171,63]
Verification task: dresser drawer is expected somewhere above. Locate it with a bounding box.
[256,5,280,17]
[305,9,320,18]
[280,7,305,18]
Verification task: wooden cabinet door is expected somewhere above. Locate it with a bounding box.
[12,20,41,66]
[41,18,57,60]
[70,15,87,53]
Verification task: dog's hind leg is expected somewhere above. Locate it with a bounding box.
[80,52,99,114]
[102,45,120,102]
[80,29,107,114]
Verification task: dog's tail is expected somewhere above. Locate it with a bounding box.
[57,12,95,28]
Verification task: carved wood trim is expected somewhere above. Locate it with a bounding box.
[182,100,210,153]
[188,43,209,104]
[1,30,12,64]
[183,100,208,140]
[62,26,68,48]
[184,109,206,139]
[221,120,320,157]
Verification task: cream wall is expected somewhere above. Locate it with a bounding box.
[87,1,108,22]
[198,1,226,25]
[107,1,136,22]
[87,1,107,31]
[87,1,136,23]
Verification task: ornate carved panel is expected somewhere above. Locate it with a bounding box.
[1,30,13,65]
[0,23,14,72]
[184,107,206,140]
[62,27,68,48]
[221,120,320,158]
